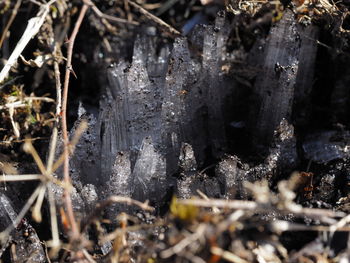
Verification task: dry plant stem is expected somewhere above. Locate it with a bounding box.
[270,220,350,232]
[0,183,43,244]
[32,183,47,222]
[101,222,163,243]
[128,0,181,36]
[61,2,89,239]
[211,247,249,263]
[24,140,47,174]
[90,4,139,25]
[52,121,88,174]
[0,174,42,181]
[47,57,62,172]
[0,0,22,49]
[161,224,206,258]
[196,189,220,213]
[0,97,55,110]
[47,182,60,257]
[183,252,206,263]
[106,196,154,211]
[178,199,346,218]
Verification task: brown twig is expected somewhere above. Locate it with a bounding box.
[128,0,181,37]
[0,0,22,49]
[90,3,139,26]
[61,2,89,239]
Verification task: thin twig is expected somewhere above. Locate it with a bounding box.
[128,1,181,36]
[61,1,89,239]
[47,45,63,172]
[161,224,206,258]
[101,222,163,243]
[51,120,88,174]
[90,3,139,25]
[0,0,22,49]
[0,184,43,244]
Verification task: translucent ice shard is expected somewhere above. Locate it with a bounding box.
[331,60,350,123]
[303,130,350,163]
[127,37,162,162]
[67,12,241,209]
[103,151,133,218]
[293,25,319,125]
[176,173,221,199]
[177,143,198,199]
[107,151,132,197]
[243,119,298,187]
[0,194,46,263]
[249,9,300,149]
[80,184,98,213]
[161,37,195,173]
[99,61,130,183]
[202,12,229,157]
[216,155,249,199]
[176,143,221,199]
[69,106,100,187]
[132,137,167,204]
[49,182,85,215]
[266,119,298,176]
[178,143,197,172]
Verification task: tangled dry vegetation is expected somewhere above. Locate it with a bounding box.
[0,0,350,262]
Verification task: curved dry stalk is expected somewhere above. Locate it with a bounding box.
[0,183,43,245]
[0,0,22,49]
[128,0,181,36]
[61,0,89,240]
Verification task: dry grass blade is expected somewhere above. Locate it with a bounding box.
[23,139,47,175]
[0,183,43,244]
[0,0,57,83]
